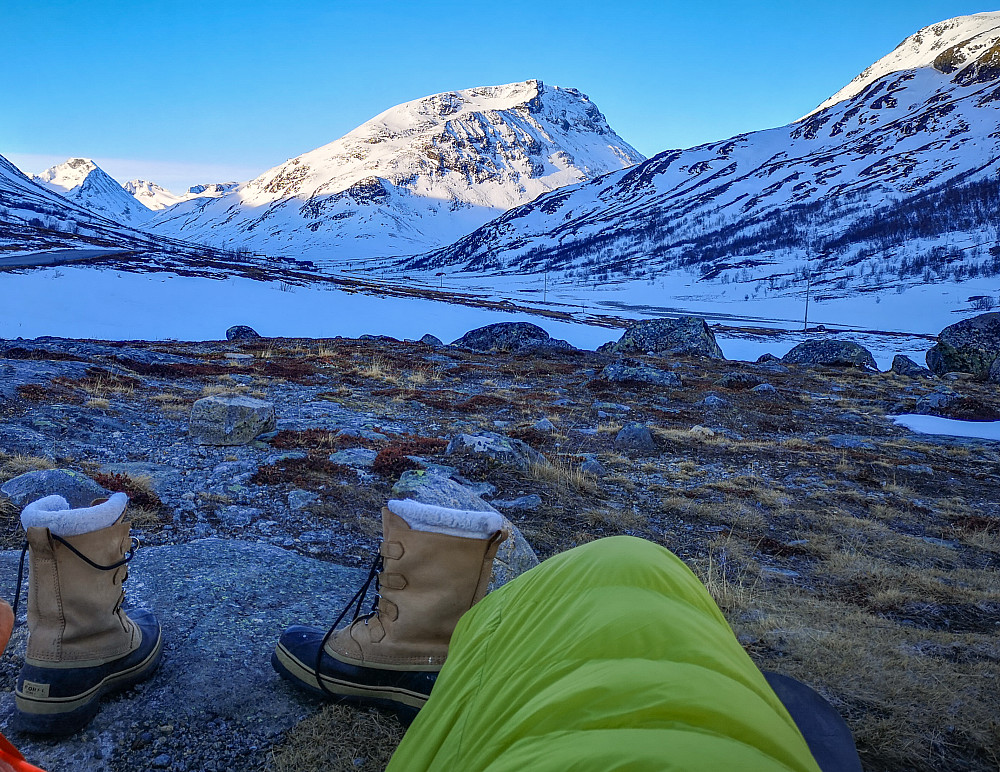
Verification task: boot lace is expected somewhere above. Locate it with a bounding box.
[315,548,383,696]
[12,535,139,620]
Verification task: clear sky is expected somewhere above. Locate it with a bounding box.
[2,1,990,192]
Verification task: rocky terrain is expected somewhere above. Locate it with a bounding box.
[0,318,998,771]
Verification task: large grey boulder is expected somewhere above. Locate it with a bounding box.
[600,317,724,359]
[600,360,682,388]
[445,432,545,471]
[614,423,658,455]
[226,325,261,341]
[0,469,107,509]
[781,340,877,370]
[451,322,573,352]
[925,313,1000,377]
[0,540,366,772]
[189,396,276,446]
[990,357,1000,384]
[391,469,539,590]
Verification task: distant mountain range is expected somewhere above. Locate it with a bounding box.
[3,12,1000,313]
[142,79,643,262]
[401,12,1000,303]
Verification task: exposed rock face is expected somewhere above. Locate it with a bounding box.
[925,312,1000,377]
[891,355,933,378]
[445,432,545,470]
[781,340,877,370]
[189,396,276,445]
[990,357,1000,383]
[226,325,262,342]
[601,317,724,359]
[390,469,539,589]
[451,322,572,352]
[600,360,682,388]
[0,469,108,509]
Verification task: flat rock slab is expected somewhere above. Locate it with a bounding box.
[0,540,364,771]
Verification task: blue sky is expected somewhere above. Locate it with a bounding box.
[3,1,990,191]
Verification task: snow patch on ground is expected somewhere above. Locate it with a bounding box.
[891,414,1000,441]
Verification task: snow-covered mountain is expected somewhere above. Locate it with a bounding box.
[32,158,152,227]
[125,179,238,211]
[0,153,225,258]
[147,80,643,261]
[406,13,1000,304]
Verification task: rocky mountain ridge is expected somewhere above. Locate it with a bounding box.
[401,13,1000,308]
[145,80,644,262]
[124,179,238,211]
[32,158,153,227]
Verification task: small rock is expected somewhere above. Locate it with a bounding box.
[701,394,728,407]
[600,360,682,388]
[614,423,657,455]
[533,418,556,433]
[419,334,444,347]
[445,432,544,471]
[580,457,607,476]
[226,325,261,341]
[891,355,933,379]
[899,464,934,476]
[151,754,172,768]
[716,373,765,390]
[825,435,876,450]
[288,490,320,511]
[592,401,630,414]
[328,448,379,469]
[750,383,778,394]
[492,494,543,511]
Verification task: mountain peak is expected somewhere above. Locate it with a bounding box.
[33,157,100,190]
[804,11,1000,117]
[32,157,150,226]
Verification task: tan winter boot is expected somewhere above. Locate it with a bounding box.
[272,500,508,717]
[14,493,163,735]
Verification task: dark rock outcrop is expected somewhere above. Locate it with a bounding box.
[600,317,724,359]
[600,360,682,388]
[925,312,1000,377]
[226,325,262,342]
[451,322,572,352]
[781,340,877,370]
[891,355,933,379]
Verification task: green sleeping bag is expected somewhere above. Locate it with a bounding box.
[387,536,821,771]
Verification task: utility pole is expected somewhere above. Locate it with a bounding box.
[543,271,548,303]
[803,269,811,332]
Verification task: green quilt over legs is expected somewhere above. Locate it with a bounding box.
[387,536,821,772]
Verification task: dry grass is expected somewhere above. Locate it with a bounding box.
[85,397,111,410]
[0,453,57,482]
[525,457,599,494]
[267,704,405,772]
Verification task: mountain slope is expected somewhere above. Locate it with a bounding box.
[147,80,643,262]
[125,179,238,211]
[32,158,152,227]
[405,13,1000,303]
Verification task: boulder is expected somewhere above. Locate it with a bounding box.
[452,322,573,352]
[391,469,539,589]
[600,317,724,359]
[189,396,276,446]
[614,423,658,455]
[419,334,444,347]
[445,432,545,471]
[990,357,1000,384]
[781,339,877,370]
[891,355,933,379]
[600,360,682,388]
[532,417,556,433]
[717,373,765,390]
[925,312,1000,377]
[226,325,261,341]
[0,468,107,509]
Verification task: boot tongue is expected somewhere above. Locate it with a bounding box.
[21,492,128,537]
[387,499,505,539]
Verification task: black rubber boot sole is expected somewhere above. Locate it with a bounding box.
[272,625,437,723]
[14,611,163,737]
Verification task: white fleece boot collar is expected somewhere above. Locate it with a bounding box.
[21,492,128,537]
[387,499,505,539]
